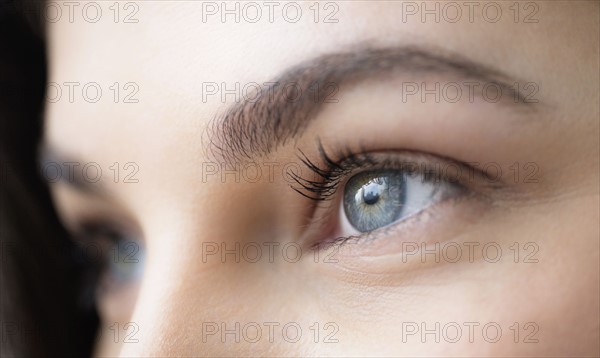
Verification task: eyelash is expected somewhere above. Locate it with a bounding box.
[289,141,490,202]
[290,143,377,201]
[72,222,138,299]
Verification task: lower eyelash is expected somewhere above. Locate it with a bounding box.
[310,193,472,251]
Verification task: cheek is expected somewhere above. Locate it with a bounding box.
[98,276,142,322]
[93,281,142,357]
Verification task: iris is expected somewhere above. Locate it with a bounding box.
[343,170,406,232]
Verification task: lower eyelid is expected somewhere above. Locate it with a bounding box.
[314,193,492,270]
[335,185,466,245]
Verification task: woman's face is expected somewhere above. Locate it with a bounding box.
[43,1,599,356]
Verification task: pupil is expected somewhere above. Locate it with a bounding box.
[362,181,383,205]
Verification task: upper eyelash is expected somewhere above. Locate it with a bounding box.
[290,142,376,201]
[289,141,466,202]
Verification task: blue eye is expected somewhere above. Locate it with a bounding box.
[340,168,455,234]
[77,223,145,288]
[290,145,477,242]
[108,239,145,284]
[343,170,406,232]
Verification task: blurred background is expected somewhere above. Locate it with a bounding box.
[1,1,97,356]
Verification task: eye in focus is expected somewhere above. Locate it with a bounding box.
[343,170,405,232]
[341,169,454,233]
[292,145,471,241]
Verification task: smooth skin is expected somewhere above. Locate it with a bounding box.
[44,1,599,356]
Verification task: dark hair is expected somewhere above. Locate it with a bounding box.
[0,1,98,356]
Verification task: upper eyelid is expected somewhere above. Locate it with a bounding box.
[288,144,498,202]
[74,219,142,246]
[208,46,539,167]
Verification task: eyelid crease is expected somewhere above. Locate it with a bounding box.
[205,45,542,167]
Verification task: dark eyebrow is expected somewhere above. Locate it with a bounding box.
[38,145,103,195]
[205,45,539,165]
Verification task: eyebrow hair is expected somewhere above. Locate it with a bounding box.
[38,147,103,195]
[205,45,539,165]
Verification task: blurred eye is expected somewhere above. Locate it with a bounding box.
[108,238,145,284]
[340,169,458,234]
[76,223,145,292]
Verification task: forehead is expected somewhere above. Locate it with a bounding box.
[43,1,596,174]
